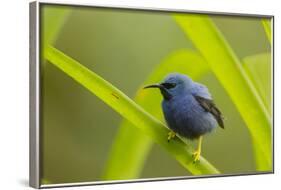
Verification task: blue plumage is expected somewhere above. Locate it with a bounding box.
[161,76,217,139]
[144,73,224,161]
[144,73,224,140]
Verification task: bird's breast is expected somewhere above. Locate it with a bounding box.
[162,95,217,139]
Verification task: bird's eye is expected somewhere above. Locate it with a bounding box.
[162,83,176,89]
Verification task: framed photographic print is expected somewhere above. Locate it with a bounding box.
[29,1,274,188]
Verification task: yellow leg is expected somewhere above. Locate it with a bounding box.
[192,136,203,163]
[167,131,176,142]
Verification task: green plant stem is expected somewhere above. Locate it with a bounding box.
[44,45,220,176]
[103,50,210,179]
[174,14,272,170]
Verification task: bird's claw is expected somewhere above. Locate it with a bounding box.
[167,131,176,142]
[192,150,201,163]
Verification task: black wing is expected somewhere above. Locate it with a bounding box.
[194,95,224,129]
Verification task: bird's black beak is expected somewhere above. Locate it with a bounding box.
[143,84,164,90]
[143,83,172,100]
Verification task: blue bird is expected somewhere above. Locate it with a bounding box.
[144,73,224,162]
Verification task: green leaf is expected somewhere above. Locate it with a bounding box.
[243,53,272,114]
[44,45,220,177]
[40,5,71,186]
[261,19,272,44]
[243,53,272,170]
[174,14,272,170]
[103,49,210,179]
[41,5,71,45]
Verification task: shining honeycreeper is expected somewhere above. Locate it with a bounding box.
[144,73,224,162]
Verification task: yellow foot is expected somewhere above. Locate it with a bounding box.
[192,150,201,163]
[167,131,176,142]
[192,136,203,163]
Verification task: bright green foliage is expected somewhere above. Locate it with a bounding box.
[103,49,210,179]
[40,6,71,185]
[41,6,273,181]
[44,45,220,176]
[174,14,272,170]
[42,6,71,44]
[244,53,272,114]
[243,53,272,171]
[261,19,272,44]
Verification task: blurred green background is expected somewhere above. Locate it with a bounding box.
[40,5,271,184]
